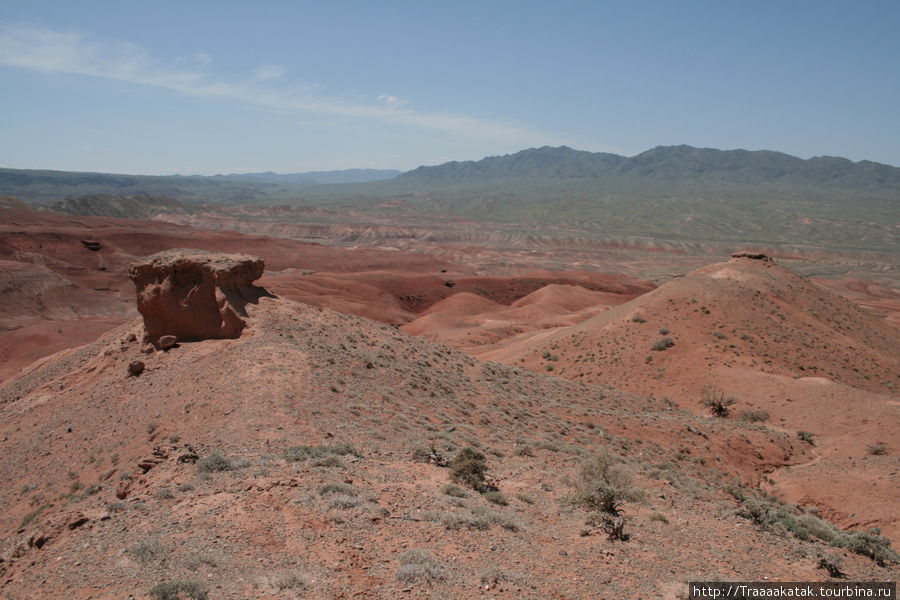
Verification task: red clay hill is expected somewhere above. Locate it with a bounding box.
[1,249,896,599]
[0,197,648,383]
[411,253,900,542]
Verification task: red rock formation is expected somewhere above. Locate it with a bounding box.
[128,250,265,347]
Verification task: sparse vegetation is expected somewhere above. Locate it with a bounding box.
[867,442,888,455]
[272,569,308,591]
[20,505,48,528]
[739,409,770,422]
[435,509,520,532]
[483,490,508,506]
[148,580,207,600]
[282,442,357,462]
[651,337,675,351]
[797,430,815,445]
[128,538,165,564]
[818,554,846,578]
[700,385,736,417]
[732,490,898,566]
[319,482,356,496]
[441,484,467,498]
[568,450,639,516]
[195,452,233,473]
[450,447,488,492]
[396,549,445,584]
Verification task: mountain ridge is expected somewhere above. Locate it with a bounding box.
[399,145,900,190]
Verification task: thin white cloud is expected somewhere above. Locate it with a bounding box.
[0,24,554,147]
[377,93,406,107]
[254,63,286,80]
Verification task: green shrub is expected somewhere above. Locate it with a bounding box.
[282,443,357,462]
[739,409,770,422]
[569,451,638,515]
[396,549,444,583]
[797,431,815,445]
[701,385,736,417]
[651,337,675,351]
[734,494,898,566]
[450,447,488,492]
[195,452,233,473]
[128,539,165,564]
[837,528,899,567]
[319,482,356,496]
[149,581,207,600]
[483,491,508,506]
[441,484,467,498]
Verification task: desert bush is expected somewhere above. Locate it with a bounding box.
[319,482,356,496]
[396,549,444,584]
[735,494,898,566]
[195,452,233,473]
[441,484,467,498]
[739,409,770,422]
[651,337,675,351]
[818,554,846,578]
[282,442,357,462]
[798,514,842,543]
[569,450,638,515]
[836,528,899,567]
[272,569,308,591]
[867,442,888,455]
[328,495,361,510]
[148,580,207,600]
[797,431,815,445]
[701,385,736,417]
[155,487,174,500]
[483,491,508,506]
[480,566,519,586]
[450,447,488,492]
[20,505,48,528]
[128,538,165,564]
[438,509,520,532]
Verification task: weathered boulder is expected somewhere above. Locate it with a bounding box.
[128,250,265,348]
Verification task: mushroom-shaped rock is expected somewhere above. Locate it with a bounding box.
[128,250,265,348]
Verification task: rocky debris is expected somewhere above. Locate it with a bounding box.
[158,335,177,350]
[66,515,89,530]
[731,251,771,261]
[128,249,266,348]
[126,360,144,377]
[115,479,131,500]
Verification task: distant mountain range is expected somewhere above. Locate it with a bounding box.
[4,145,899,207]
[211,168,402,185]
[400,145,900,191]
[5,145,899,254]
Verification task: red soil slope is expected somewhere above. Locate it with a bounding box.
[5,291,892,599]
[462,256,900,540]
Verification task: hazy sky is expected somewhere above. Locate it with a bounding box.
[1,1,898,174]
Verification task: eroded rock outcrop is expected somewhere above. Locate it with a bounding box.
[128,250,265,347]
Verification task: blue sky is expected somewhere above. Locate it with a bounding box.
[1,1,898,175]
